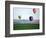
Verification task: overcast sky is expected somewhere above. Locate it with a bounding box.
[13,7,40,20]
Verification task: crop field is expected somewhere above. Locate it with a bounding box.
[13,23,39,30]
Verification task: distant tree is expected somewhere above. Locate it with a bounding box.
[18,16,21,19]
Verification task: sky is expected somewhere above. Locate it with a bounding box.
[13,7,40,20]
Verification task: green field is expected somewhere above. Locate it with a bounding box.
[13,23,39,30]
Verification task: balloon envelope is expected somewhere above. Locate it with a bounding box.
[33,8,36,14]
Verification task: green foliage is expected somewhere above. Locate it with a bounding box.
[13,24,39,30]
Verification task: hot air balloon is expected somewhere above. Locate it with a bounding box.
[29,16,33,21]
[18,16,21,20]
[33,8,39,14]
[33,8,36,14]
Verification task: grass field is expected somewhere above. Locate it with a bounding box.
[13,23,39,30]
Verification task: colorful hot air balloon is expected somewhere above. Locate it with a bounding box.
[33,8,36,14]
[29,16,33,21]
[33,8,39,14]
